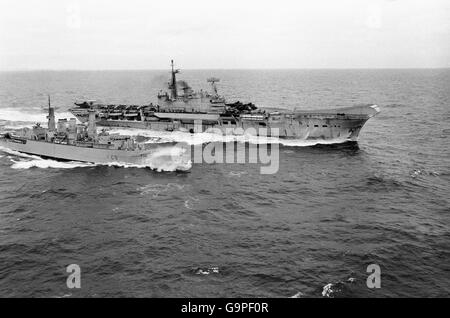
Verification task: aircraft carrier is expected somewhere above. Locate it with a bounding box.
[69,60,380,141]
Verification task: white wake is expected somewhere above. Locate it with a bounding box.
[110,128,351,147]
[0,145,191,172]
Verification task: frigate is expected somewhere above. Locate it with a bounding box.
[70,60,380,142]
[0,97,174,165]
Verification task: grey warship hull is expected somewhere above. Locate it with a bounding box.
[0,100,182,167]
[0,137,169,165]
[85,104,380,142]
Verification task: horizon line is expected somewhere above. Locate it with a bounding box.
[1,66,449,72]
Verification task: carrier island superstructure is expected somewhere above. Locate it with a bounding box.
[0,97,171,164]
[69,60,380,142]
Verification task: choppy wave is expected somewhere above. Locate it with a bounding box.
[193,266,220,275]
[228,171,249,177]
[184,196,200,210]
[290,291,304,298]
[322,278,357,298]
[385,103,405,109]
[139,183,186,197]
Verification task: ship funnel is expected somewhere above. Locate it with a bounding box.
[87,109,97,139]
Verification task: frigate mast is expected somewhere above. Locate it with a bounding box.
[169,59,180,100]
[46,95,56,131]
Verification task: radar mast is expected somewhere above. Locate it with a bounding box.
[169,59,180,100]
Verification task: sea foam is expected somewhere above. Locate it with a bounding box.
[108,128,350,147]
[0,145,192,172]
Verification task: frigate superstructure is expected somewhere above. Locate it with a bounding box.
[0,97,172,165]
[69,60,380,141]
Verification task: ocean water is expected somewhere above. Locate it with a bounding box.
[0,69,449,297]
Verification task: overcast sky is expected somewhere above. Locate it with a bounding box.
[0,0,449,70]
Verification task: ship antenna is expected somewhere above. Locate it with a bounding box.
[47,94,56,131]
[170,59,179,99]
